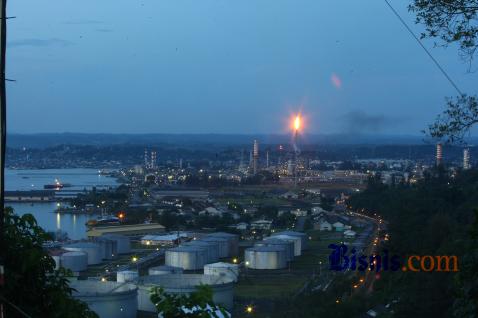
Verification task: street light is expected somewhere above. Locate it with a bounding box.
[245,305,254,314]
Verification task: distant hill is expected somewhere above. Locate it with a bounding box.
[6,133,436,149]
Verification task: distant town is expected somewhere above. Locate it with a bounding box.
[4,133,475,317]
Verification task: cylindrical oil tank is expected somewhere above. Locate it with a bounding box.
[63,242,103,265]
[201,236,229,258]
[272,231,307,250]
[148,265,183,276]
[60,251,88,272]
[244,246,287,270]
[95,237,118,260]
[165,246,207,270]
[255,238,294,261]
[48,249,66,270]
[70,280,137,318]
[267,234,302,256]
[137,274,234,312]
[182,240,219,264]
[204,262,239,282]
[117,270,139,283]
[52,255,61,270]
[207,232,239,257]
[102,234,131,254]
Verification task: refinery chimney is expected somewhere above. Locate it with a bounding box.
[436,143,443,166]
[151,151,157,169]
[144,149,149,168]
[464,148,471,170]
[253,140,259,174]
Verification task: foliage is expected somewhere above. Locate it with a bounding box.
[348,169,478,317]
[0,207,98,318]
[427,94,478,144]
[453,209,478,317]
[150,285,230,318]
[409,1,478,144]
[409,0,478,64]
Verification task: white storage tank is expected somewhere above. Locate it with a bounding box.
[102,234,131,254]
[95,237,118,260]
[272,231,307,250]
[60,251,88,272]
[182,240,220,264]
[117,270,139,283]
[244,246,287,270]
[63,242,103,265]
[207,232,239,257]
[255,238,294,261]
[267,234,302,256]
[201,236,229,258]
[165,246,207,270]
[148,265,183,276]
[70,280,137,318]
[48,249,66,270]
[204,262,239,282]
[137,274,234,312]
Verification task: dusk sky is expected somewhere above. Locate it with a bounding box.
[6,0,478,135]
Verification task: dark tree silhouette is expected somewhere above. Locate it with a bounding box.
[409,1,478,143]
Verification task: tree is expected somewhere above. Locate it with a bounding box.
[150,285,230,318]
[453,209,478,317]
[427,94,478,144]
[409,1,478,143]
[0,207,98,318]
[409,0,478,64]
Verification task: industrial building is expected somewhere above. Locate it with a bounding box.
[141,233,187,246]
[86,223,165,238]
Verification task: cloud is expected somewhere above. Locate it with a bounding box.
[7,38,73,48]
[339,110,407,134]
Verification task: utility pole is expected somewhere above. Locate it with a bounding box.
[0,2,7,317]
[0,0,6,226]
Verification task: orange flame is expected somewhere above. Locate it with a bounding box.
[294,115,301,131]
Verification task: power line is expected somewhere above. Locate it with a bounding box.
[383,0,464,96]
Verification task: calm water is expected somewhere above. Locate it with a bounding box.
[5,169,120,240]
[5,168,117,192]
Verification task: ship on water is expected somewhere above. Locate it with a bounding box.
[85,212,125,227]
[43,179,72,189]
